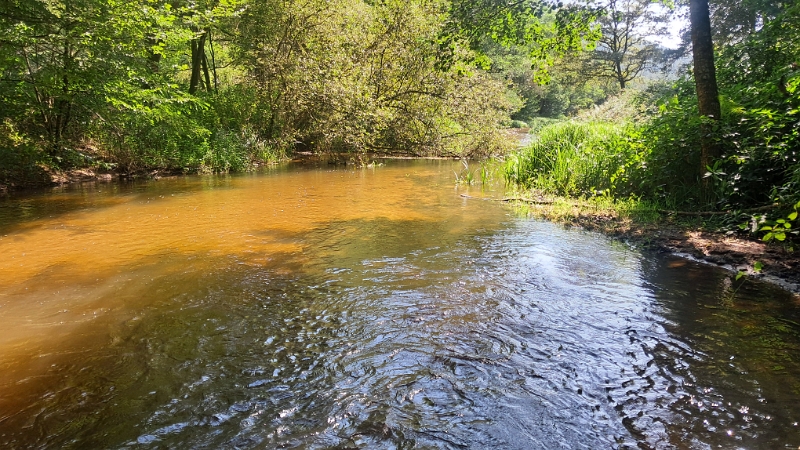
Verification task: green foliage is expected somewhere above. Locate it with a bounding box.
[526,117,561,134]
[629,81,707,207]
[626,1,800,211]
[503,120,643,197]
[0,119,48,186]
[0,0,615,184]
[235,0,517,158]
[760,201,800,243]
[443,0,601,74]
[501,0,799,250]
[486,36,620,123]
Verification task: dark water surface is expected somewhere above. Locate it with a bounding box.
[1,160,799,449]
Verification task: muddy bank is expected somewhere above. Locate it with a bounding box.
[485,193,799,294]
[1,167,169,194]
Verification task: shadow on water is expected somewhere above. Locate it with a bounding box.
[0,169,287,236]
[2,160,800,449]
[631,255,800,447]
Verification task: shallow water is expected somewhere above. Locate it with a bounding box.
[1,160,799,449]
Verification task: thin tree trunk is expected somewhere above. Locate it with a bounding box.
[189,39,200,94]
[689,0,721,179]
[201,48,212,93]
[208,28,218,93]
[189,31,207,94]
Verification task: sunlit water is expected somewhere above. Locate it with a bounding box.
[1,160,799,449]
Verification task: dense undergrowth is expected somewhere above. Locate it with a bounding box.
[505,1,799,239]
[505,69,799,242]
[504,114,798,242]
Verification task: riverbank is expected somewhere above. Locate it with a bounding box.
[0,162,281,194]
[504,196,800,295]
[0,151,483,194]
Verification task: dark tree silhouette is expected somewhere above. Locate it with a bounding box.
[689,0,721,182]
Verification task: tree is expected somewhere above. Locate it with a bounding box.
[0,0,185,153]
[688,0,721,181]
[710,0,784,47]
[443,0,601,74]
[582,0,671,89]
[177,0,241,95]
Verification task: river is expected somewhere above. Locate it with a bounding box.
[1,159,799,448]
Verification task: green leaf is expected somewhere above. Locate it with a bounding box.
[754,261,763,272]
[736,271,744,281]
[789,212,798,221]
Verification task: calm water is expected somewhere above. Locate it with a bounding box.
[1,160,799,449]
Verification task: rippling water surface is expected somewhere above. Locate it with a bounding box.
[1,160,799,449]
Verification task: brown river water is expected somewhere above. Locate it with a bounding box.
[1,159,799,449]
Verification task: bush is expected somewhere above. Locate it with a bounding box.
[0,120,48,186]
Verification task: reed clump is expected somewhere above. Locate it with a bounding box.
[503,121,642,198]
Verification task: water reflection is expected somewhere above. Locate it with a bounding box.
[0,160,799,448]
[639,257,800,447]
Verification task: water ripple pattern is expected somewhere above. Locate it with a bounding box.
[0,160,799,449]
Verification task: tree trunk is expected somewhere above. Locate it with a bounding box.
[201,48,212,93]
[189,39,200,94]
[189,31,207,95]
[689,0,721,179]
[208,28,218,93]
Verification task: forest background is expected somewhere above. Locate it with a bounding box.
[1,0,798,234]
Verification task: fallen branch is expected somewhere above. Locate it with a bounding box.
[501,196,559,205]
[459,194,495,201]
[658,204,779,216]
[460,194,578,206]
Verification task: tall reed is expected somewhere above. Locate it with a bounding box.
[504,121,641,197]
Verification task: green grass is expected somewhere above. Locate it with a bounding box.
[503,120,641,198]
[505,192,662,228]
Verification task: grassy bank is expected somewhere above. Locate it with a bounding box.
[504,116,799,236]
[503,121,641,198]
[500,114,800,291]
